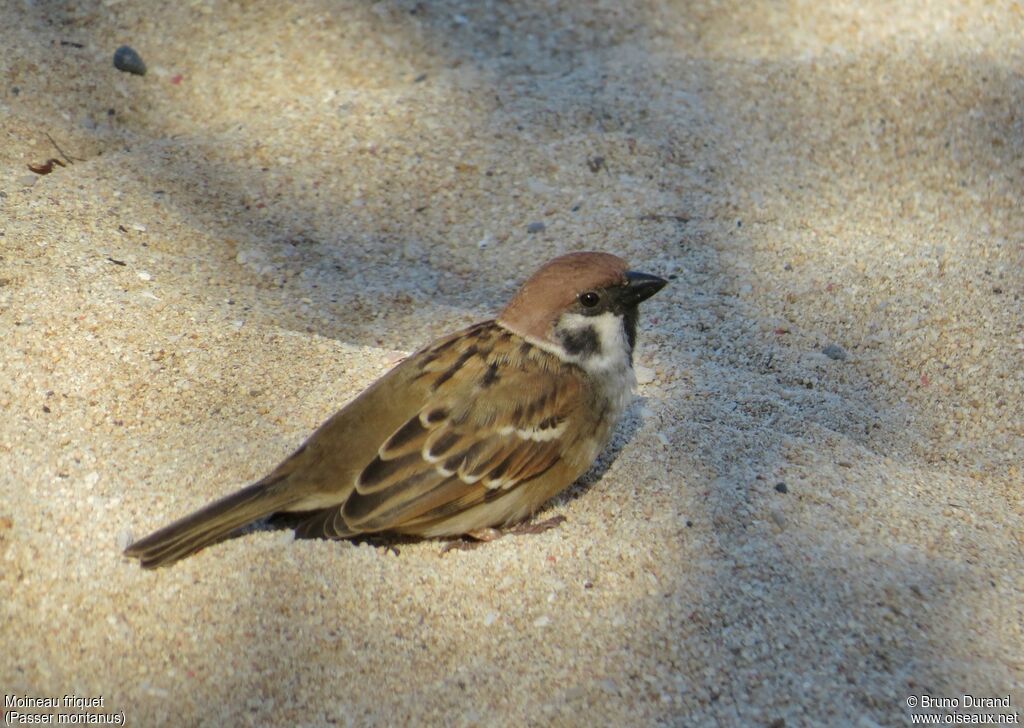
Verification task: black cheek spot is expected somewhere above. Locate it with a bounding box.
[560,327,600,358]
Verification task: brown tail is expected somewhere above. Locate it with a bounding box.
[124,475,298,569]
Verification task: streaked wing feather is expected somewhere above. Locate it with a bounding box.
[292,504,357,540]
[338,323,585,534]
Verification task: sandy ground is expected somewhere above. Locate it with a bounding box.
[2,0,1022,725]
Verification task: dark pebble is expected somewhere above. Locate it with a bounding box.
[774,482,788,494]
[113,45,146,76]
[526,222,545,234]
[822,343,848,360]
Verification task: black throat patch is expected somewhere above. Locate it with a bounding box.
[622,307,638,357]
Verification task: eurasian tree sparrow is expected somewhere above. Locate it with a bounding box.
[125,252,666,567]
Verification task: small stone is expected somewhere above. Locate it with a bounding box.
[774,482,788,494]
[533,615,550,628]
[19,174,38,187]
[137,270,152,281]
[526,222,546,234]
[113,45,147,76]
[483,612,498,626]
[822,343,848,360]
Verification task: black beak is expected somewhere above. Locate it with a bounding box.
[622,270,668,306]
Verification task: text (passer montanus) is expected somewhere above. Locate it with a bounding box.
[125,251,667,567]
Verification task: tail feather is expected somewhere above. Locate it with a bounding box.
[124,475,298,569]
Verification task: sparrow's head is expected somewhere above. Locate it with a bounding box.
[498,251,667,370]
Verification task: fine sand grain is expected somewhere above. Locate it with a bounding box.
[2,1,1021,725]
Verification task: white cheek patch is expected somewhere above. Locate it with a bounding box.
[556,311,633,374]
[554,311,637,424]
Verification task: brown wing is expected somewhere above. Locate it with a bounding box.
[294,323,588,538]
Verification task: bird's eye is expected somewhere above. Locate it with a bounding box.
[579,291,600,308]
